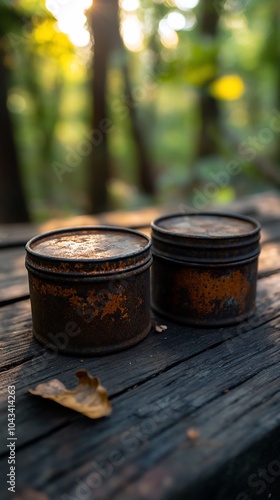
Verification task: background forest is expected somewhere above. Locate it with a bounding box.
[0,0,279,223]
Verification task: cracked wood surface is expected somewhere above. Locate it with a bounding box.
[1,194,280,500]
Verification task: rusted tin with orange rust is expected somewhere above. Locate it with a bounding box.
[151,212,261,327]
[25,226,152,355]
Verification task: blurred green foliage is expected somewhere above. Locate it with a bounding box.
[0,0,279,220]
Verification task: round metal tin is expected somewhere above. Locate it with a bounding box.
[26,226,152,355]
[151,212,261,327]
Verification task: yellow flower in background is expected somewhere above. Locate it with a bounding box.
[32,19,74,66]
[209,74,245,100]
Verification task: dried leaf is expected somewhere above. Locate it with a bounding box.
[28,370,112,419]
[155,324,168,333]
[182,428,219,449]
[186,428,201,443]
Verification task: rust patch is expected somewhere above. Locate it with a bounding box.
[30,276,129,320]
[58,262,71,273]
[86,290,128,320]
[30,276,74,297]
[30,276,83,309]
[68,295,84,310]
[178,269,250,315]
[100,292,128,320]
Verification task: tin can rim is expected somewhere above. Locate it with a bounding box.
[151,211,261,240]
[25,225,151,263]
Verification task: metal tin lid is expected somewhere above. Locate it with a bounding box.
[26,226,152,276]
[157,214,255,237]
[151,212,261,264]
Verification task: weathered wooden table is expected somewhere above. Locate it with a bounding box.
[1,193,280,500]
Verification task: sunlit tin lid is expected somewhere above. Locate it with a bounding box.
[26,226,151,275]
[151,212,261,264]
[30,228,148,259]
[156,213,256,237]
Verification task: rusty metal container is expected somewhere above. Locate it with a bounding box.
[151,212,261,327]
[25,226,152,355]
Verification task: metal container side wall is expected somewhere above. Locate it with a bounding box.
[151,256,258,327]
[28,267,151,355]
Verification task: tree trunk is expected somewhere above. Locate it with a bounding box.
[122,62,155,194]
[87,0,155,213]
[87,0,121,213]
[0,48,29,222]
[197,93,220,157]
[196,0,220,158]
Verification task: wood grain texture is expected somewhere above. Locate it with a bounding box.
[0,248,28,304]
[0,271,280,499]
[1,194,280,500]
[0,191,280,248]
[0,206,166,248]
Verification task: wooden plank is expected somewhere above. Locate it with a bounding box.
[224,190,280,220]
[1,194,280,499]
[0,207,165,248]
[1,270,280,384]
[258,241,280,277]
[0,248,29,304]
[1,192,280,248]
[0,276,280,499]
[1,275,280,499]
[0,223,39,248]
